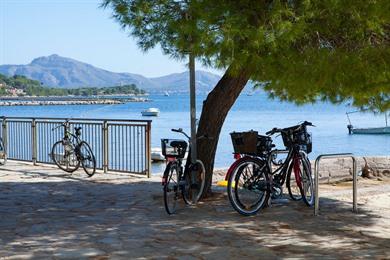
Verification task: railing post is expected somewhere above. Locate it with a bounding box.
[31,118,37,165]
[2,117,7,152]
[146,121,151,178]
[103,121,108,173]
[352,156,358,213]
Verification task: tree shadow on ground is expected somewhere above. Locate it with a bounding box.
[0,173,389,258]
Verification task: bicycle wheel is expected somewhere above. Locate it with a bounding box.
[0,138,7,165]
[51,140,80,172]
[227,157,270,216]
[300,156,314,206]
[286,160,303,201]
[163,162,180,214]
[182,160,206,205]
[78,141,96,177]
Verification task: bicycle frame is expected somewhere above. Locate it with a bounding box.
[60,124,82,147]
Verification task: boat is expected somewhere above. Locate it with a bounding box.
[164,91,170,97]
[348,126,390,135]
[141,108,160,116]
[151,148,165,162]
[347,110,390,135]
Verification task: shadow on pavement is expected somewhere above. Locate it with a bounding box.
[0,171,389,258]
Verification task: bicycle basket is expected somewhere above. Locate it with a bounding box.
[230,131,273,156]
[281,127,312,153]
[161,139,187,158]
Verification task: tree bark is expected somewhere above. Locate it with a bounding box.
[196,65,250,196]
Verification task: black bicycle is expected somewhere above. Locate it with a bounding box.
[227,121,314,216]
[0,137,6,165]
[51,121,96,177]
[161,128,206,214]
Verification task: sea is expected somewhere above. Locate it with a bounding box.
[1,92,389,173]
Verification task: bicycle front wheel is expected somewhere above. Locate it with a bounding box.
[51,140,80,172]
[163,162,180,215]
[300,156,314,206]
[78,141,96,177]
[183,160,206,205]
[286,160,303,201]
[0,138,7,165]
[227,157,270,216]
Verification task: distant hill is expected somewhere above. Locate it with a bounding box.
[0,54,222,92]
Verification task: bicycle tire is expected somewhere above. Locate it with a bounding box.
[300,156,315,206]
[182,160,206,205]
[0,138,7,166]
[78,141,96,177]
[163,162,179,214]
[51,140,80,172]
[227,157,270,216]
[286,160,303,201]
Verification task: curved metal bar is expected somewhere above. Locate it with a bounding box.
[314,153,358,216]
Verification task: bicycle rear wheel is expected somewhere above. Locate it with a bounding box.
[183,160,206,205]
[227,157,270,216]
[163,162,179,214]
[0,138,6,165]
[78,141,96,177]
[51,140,80,172]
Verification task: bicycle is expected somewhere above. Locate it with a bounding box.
[0,137,6,165]
[51,121,96,177]
[227,121,314,216]
[161,128,207,215]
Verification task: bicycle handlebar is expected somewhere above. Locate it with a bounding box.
[266,121,314,136]
[171,128,182,133]
[52,124,65,131]
[171,128,213,141]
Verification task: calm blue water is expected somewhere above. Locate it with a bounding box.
[1,93,389,173]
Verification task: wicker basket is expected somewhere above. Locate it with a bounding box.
[230,131,273,155]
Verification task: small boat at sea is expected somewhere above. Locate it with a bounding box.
[164,91,170,96]
[141,108,160,116]
[151,148,165,162]
[347,110,390,135]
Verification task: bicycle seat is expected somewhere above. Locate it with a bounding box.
[75,127,82,136]
[170,140,187,150]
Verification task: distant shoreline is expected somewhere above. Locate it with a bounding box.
[0,96,150,106]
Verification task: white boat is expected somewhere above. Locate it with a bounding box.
[164,91,170,96]
[151,148,165,162]
[141,108,160,116]
[349,126,390,135]
[347,110,390,135]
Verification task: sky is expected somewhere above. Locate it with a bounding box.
[0,0,219,77]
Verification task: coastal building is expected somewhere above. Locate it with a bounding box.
[7,88,25,96]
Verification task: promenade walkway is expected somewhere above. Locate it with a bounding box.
[0,161,389,259]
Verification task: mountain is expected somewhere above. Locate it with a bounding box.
[150,71,221,92]
[0,54,221,92]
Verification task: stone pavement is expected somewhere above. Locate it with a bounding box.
[0,161,389,259]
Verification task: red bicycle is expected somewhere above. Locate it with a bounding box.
[226,121,314,216]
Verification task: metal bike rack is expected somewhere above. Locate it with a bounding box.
[314,153,358,216]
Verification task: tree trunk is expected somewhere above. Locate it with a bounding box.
[197,65,250,196]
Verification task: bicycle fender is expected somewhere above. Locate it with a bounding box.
[162,161,176,186]
[225,156,254,181]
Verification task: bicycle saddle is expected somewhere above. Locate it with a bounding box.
[170,140,187,149]
[75,127,82,135]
